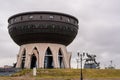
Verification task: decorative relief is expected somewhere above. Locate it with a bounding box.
[9,23,77,37]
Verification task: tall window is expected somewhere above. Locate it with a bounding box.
[30,54,37,69]
[44,47,54,68]
[21,49,26,69]
[30,47,39,69]
[58,49,65,68]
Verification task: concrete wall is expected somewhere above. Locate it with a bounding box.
[16,43,71,69]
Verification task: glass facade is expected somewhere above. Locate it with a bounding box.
[30,47,39,69]
[21,49,26,69]
[58,50,64,68]
[44,48,54,68]
[30,54,37,69]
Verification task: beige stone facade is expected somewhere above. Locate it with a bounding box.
[16,43,71,69]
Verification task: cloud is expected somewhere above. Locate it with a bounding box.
[0,0,120,68]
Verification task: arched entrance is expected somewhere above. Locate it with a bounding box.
[44,47,54,68]
[30,54,37,69]
[58,49,65,68]
[21,49,26,69]
[30,47,39,69]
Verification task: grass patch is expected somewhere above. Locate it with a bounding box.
[9,69,120,79]
[11,69,31,77]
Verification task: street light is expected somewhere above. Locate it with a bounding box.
[77,51,86,80]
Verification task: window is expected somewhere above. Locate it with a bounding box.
[30,47,39,69]
[49,16,54,19]
[58,49,65,68]
[44,47,54,68]
[67,18,70,22]
[21,16,23,20]
[21,49,26,69]
[40,16,42,19]
[29,15,33,19]
[60,16,62,20]
[14,18,17,22]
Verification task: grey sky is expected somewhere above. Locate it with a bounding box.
[0,0,120,68]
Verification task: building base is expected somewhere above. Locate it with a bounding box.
[16,43,71,69]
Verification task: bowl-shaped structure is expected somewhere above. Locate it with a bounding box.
[8,11,79,46]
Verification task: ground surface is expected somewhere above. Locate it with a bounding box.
[0,69,120,80]
[0,77,120,80]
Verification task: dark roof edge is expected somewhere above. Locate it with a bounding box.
[8,11,79,23]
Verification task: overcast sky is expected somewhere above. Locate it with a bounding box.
[0,0,120,68]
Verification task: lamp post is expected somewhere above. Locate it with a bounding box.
[77,52,85,80]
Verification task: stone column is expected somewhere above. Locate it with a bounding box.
[51,47,59,68]
[16,47,23,68]
[16,43,71,69]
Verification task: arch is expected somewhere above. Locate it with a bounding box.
[30,54,37,69]
[45,47,52,55]
[21,48,26,69]
[30,47,39,69]
[58,48,65,68]
[44,47,54,68]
